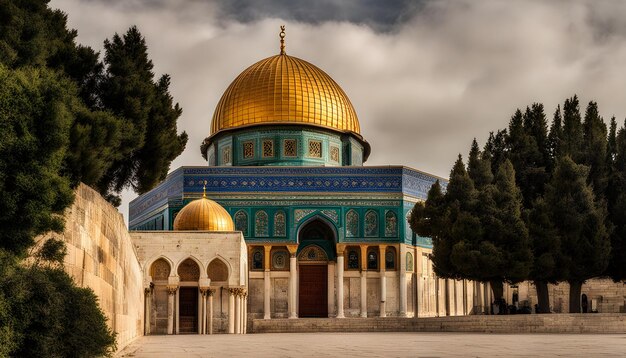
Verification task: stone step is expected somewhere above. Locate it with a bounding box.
[251,314,626,334]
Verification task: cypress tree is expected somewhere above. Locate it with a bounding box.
[468,139,493,189]
[547,105,563,167]
[606,121,626,282]
[545,157,610,312]
[97,26,187,204]
[561,95,584,162]
[582,101,608,197]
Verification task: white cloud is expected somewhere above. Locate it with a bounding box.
[50,0,626,224]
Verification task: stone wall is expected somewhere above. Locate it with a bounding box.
[55,184,144,350]
[506,280,626,313]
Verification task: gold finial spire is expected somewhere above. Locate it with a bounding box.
[279,25,286,55]
[203,180,207,198]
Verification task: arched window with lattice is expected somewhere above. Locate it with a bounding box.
[274,210,286,237]
[150,258,171,281]
[365,210,378,237]
[385,247,397,270]
[207,259,229,282]
[255,210,269,237]
[346,247,360,270]
[251,247,264,270]
[367,248,379,271]
[234,210,248,236]
[385,210,398,237]
[406,252,414,272]
[346,210,359,238]
[177,258,200,282]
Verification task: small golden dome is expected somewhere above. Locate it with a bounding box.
[210,54,360,136]
[173,197,234,231]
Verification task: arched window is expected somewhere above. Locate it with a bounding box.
[347,248,360,270]
[367,248,378,270]
[385,247,397,270]
[346,210,359,238]
[251,247,263,270]
[177,258,200,282]
[234,210,248,236]
[207,259,229,282]
[274,210,286,237]
[150,258,171,281]
[365,210,378,237]
[385,211,398,237]
[406,252,414,272]
[255,210,269,237]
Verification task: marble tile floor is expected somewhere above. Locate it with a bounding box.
[117,332,626,357]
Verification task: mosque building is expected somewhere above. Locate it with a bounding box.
[127,28,491,335]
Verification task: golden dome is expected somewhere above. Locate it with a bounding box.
[173,196,234,231]
[210,53,360,135]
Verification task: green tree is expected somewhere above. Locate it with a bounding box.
[606,120,626,282]
[582,101,609,197]
[0,0,102,107]
[467,138,493,189]
[547,105,563,166]
[1,240,116,357]
[561,95,584,162]
[97,26,187,204]
[0,65,74,257]
[450,160,531,301]
[545,157,610,312]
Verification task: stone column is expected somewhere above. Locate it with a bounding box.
[175,288,180,334]
[144,287,151,335]
[399,244,407,317]
[327,261,335,317]
[243,291,248,334]
[208,288,215,335]
[263,245,271,319]
[287,245,298,319]
[234,290,241,334]
[166,286,177,335]
[360,245,368,318]
[379,245,387,317]
[199,288,208,334]
[336,244,345,318]
[228,288,235,334]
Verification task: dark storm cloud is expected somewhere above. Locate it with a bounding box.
[79,0,425,31]
[216,0,424,32]
[49,0,626,224]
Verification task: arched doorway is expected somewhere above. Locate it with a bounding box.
[297,218,336,318]
[149,258,171,334]
[177,258,200,333]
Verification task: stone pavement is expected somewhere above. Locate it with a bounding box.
[117,332,626,357]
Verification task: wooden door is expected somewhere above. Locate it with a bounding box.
[299,265,328,317]
[178,287,198,333]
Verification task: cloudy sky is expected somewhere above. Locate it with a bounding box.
[50,0,626,224]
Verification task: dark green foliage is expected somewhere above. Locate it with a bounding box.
[63,107,123,187]
[606,120,626,282]
[468,138,493,189]
[545,157,610,312]
[507,104,551,206]
[450,160,532,291]
[484,129,508,175]
[96,26,187,200]
[0,65,74,257]
[581,101,608,197]
[411,153,532,299]
[561,95,584,162]
[0,0,102,106]
[0,254,116,357]
[548,105,563,162]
